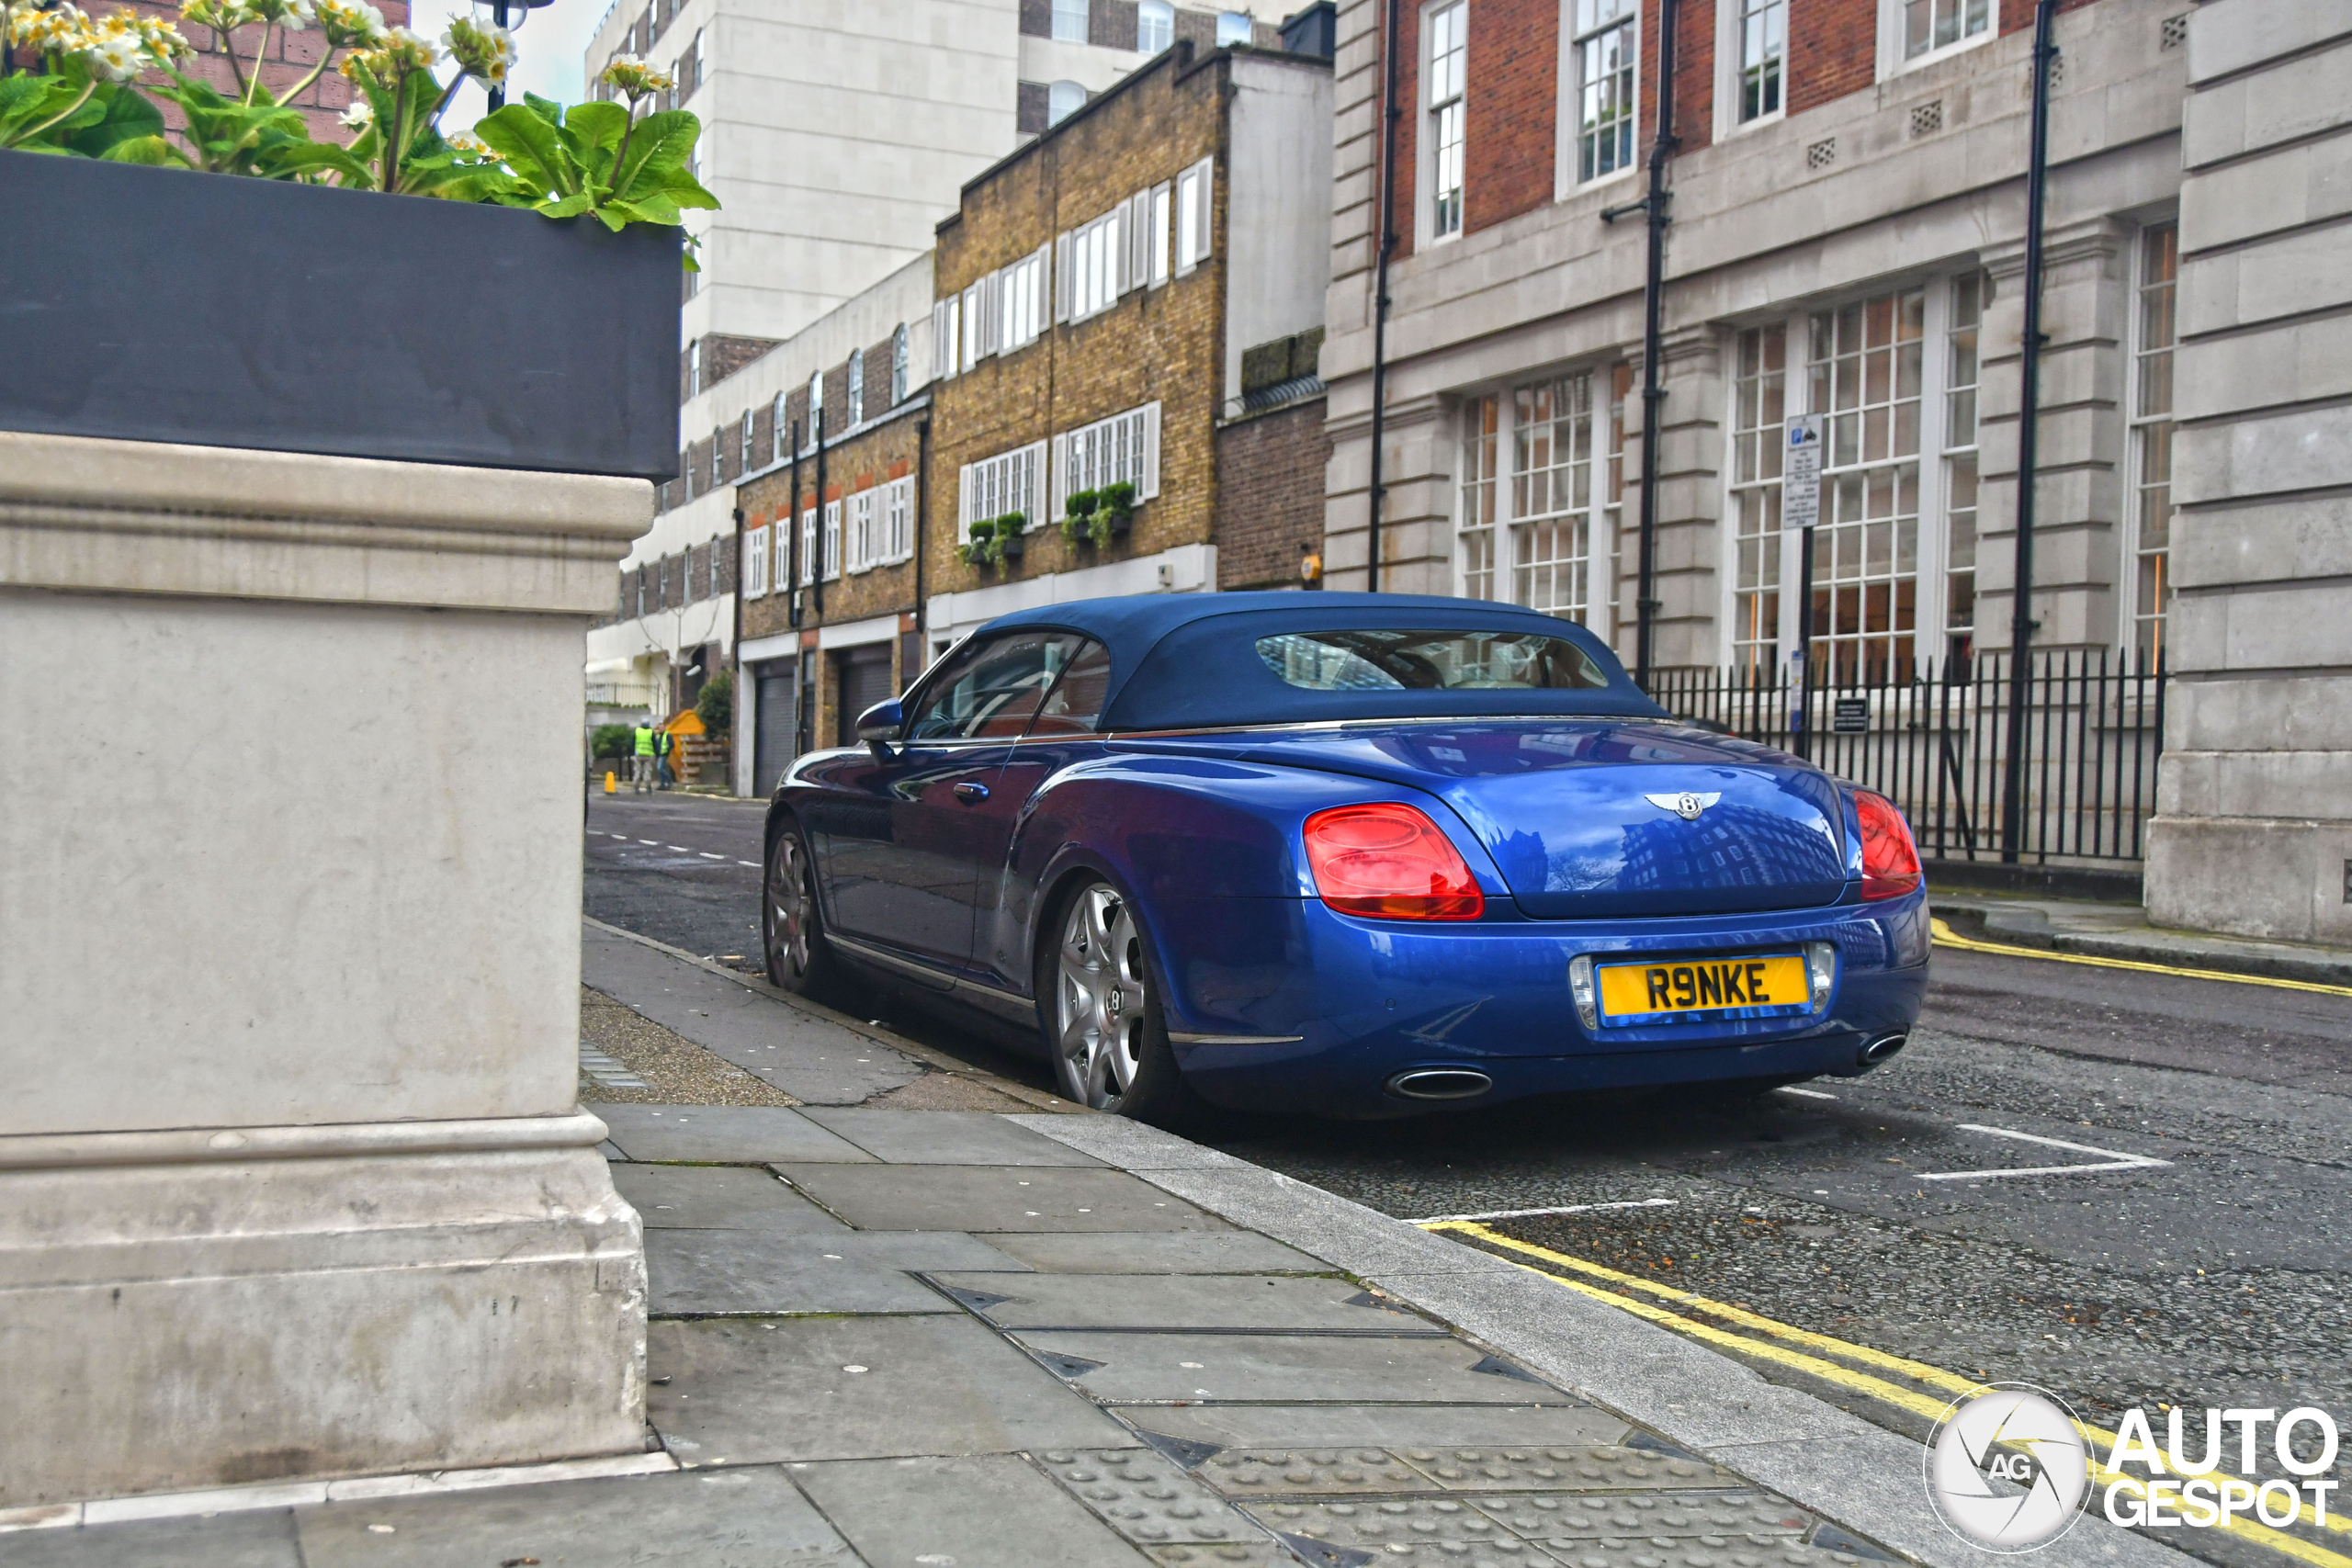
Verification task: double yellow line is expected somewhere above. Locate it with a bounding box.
[1424,1220,2352,1568]
[1928,918,2352,998]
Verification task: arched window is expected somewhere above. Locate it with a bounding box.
[1137,0,1172,51]
[891,324,910,405]
[772,392,787,459]
[686,340,701,398]
[847,348,865,427]
[691,27,706,90]
[1047,80,1085,126]
[807,371,823,447]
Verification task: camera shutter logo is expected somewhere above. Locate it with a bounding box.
[1924,1383,2091,1551]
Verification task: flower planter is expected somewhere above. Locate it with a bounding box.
[1000,529,1026,562]
[0,149,680,481]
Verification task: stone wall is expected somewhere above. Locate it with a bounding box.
[2144,0,2352,944]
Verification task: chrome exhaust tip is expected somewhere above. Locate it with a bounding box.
[1386,1067,1494,1101]
[1859,1033,1908,1067]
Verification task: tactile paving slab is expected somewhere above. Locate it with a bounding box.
[1396,1447,1740,1494]
[1242,1498,1557,1564]
[1199,1448,1444,1498]
[1038,1448,1270,1553]
[1492,1491,1809,1540]
[1532,1540,1864,1568]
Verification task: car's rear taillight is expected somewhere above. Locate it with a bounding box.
[1303,803,1485,920]
[1855,790,1922,900]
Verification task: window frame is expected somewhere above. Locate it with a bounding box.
[891,323,910,404]
[2124,220,2178,664]
[1216,10,1251,46]
[1050,0,1089,43]
[959,440,1049,542]
[1453,368,1628,645]
[1719,276,1973,682]
[1051,401,1161,517]
[1137,0,1173,52]
[1047,78,1086,126]
[806,371,823,449]
[847,349,865,428]
[1557,0,1639,197]
[771,392,787,461]
[1174,156,1214,275]
[743,523,770,599]
[1713,0,1787,141]
[821,499,842,582]
[1875,0,1993,79]
[1422,0,1468,245]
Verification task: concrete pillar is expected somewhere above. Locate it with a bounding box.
[1640,325,1730,671]
[2145,0,2352,944]
[0,434,650,1507]
[1973,220,2130,654]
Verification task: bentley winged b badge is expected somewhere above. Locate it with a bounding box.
[1645,791,1722,822]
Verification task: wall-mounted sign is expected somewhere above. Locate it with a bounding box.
[1833,696,1870,734]
[1782,414,1822,534]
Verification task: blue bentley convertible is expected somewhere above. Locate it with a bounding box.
[762,593,1928,1122]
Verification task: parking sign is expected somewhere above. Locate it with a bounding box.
[1782,414,1822,533]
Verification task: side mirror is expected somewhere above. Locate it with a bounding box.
[855,698,904,748]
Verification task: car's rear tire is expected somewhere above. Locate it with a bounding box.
[1040,878,1193,1124]
[763,819,840,997]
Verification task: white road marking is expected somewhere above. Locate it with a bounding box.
[1917,1123,2172,1182]
[1776,1087,1838,1100]
[638,840,661,846]
[737,860,760,868]
[700,852,724,860]
[668,845,693,852]
[1407,1197,1678,1224]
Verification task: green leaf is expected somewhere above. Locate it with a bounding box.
[522,90,566,124]
[99,134,187,165]
[610,108,697,197]
[476,100,580,198]
[561,98,628,160]
[533,188,595,220]
[62,81,165,158]
[269,140,375,186]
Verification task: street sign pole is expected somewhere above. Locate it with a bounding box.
[1781,413,1822,760]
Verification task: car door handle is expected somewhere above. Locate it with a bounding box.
[953,782,990,804]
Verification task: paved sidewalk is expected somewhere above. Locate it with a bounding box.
[1929,893,2352,987]
[4,926,2197,1568]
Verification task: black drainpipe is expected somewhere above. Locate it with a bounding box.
[812,408,829,620]
[2001,0,2059,863]
[1630,0,1680,688]
[913,412,932,682]
[787,421,803,629]
[1365,0,1403,592]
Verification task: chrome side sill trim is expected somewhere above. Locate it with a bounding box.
[1168,1032,1306,1046]
[828,933,1040,1024]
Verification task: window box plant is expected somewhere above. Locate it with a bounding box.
[0,2,709,482]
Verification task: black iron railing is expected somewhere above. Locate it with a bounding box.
[1645,651,2166,865]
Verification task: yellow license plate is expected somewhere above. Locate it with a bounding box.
[1597,953,1811,1024]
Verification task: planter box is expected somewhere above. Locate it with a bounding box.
[0,150,679,481]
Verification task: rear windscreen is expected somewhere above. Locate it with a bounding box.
[1256,629,1613,693]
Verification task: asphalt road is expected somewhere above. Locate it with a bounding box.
[584,790,2352,1566]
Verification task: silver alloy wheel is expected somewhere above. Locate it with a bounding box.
[765,831,813,985]
[1056,884,1147,1108]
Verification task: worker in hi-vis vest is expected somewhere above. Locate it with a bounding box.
[631,721,656,794]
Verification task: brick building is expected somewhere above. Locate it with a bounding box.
[924,36,1333,656]
[1322,0,2190,683]
[586,255,937,794]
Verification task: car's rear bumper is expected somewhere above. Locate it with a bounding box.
[1154,889,1930,1118]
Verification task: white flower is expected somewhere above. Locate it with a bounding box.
[338,96,372,130]
[86,29,145,78]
